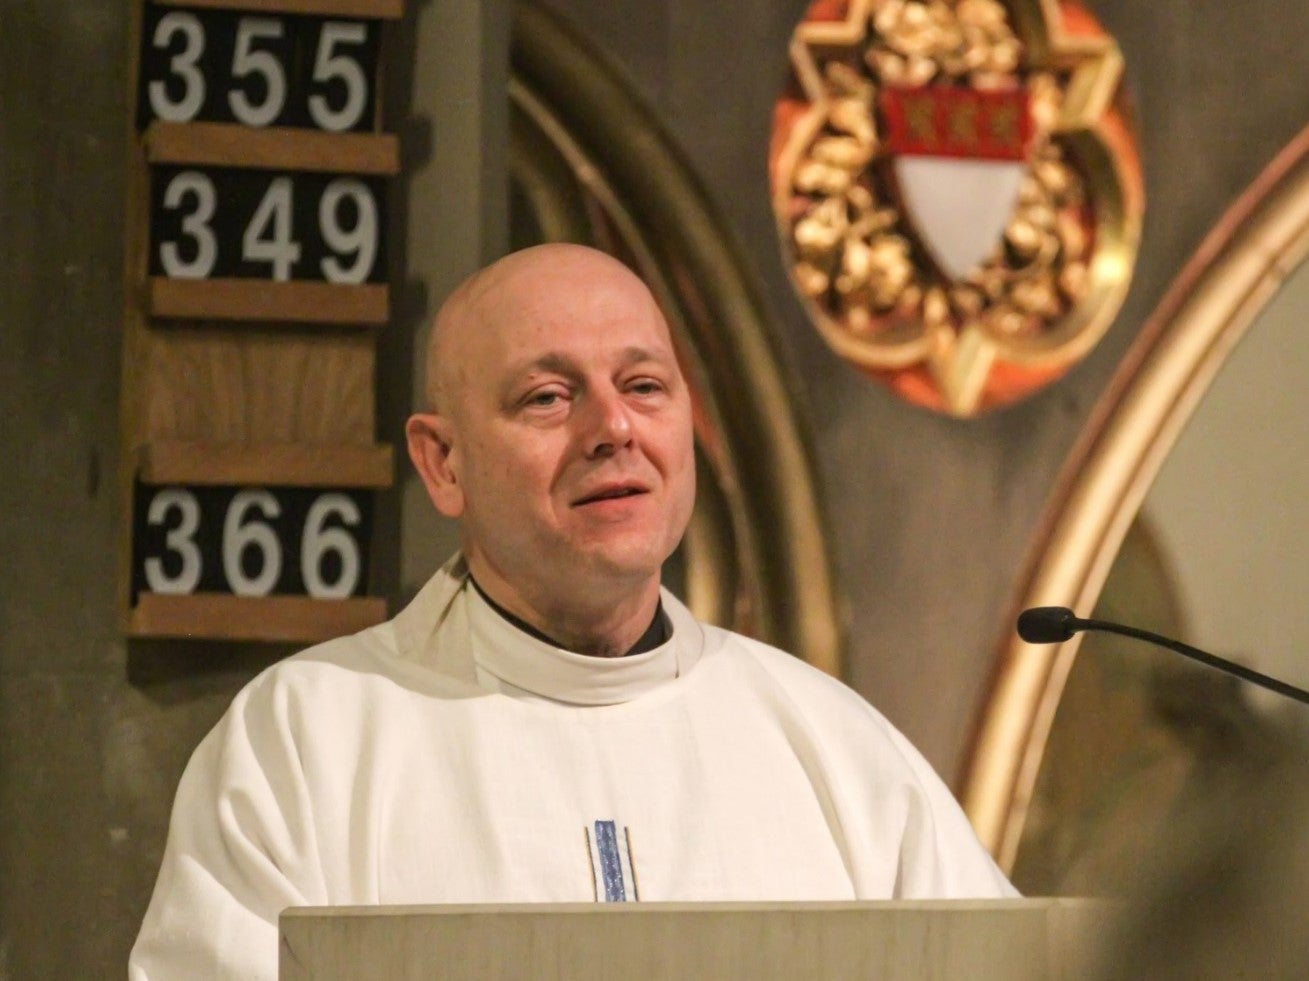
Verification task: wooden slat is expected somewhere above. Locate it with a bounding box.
[142,331,377,446]
[149,278,389,325]
[150,0,404,20]
[139,440,394,488]
[129,593,388,643]
[146,122,400,174]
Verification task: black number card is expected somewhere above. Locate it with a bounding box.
[132,483,375,601]
[138,6,381,132]
[148,165,387,283]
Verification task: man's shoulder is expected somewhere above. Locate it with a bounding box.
[238,557,469,704]
[701,620,848,690]
[698,621,896,731]
[695,619,946,775]
[233,617,404,712]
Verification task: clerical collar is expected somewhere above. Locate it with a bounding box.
[464,579,681,705]
[468,576,671,655]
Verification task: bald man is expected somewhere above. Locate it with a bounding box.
[405,244,696,657]
[131,245,1013,980]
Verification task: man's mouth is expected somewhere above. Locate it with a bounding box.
[572,485,648,506]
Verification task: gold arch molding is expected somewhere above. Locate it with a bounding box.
[961,124,1309,869]
[507,4,843,675]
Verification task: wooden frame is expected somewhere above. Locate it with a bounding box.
[131,593,388,643]
[148,279,389,325]
[138,441,393,488]
[150,0,404,19]
[146,122,400,174]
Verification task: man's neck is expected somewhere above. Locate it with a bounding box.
[468,577,670,656]
[465,559,664,658]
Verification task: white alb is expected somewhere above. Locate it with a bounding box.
[131,555,1015,979]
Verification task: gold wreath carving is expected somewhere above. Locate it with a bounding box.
[772,0,1142,415]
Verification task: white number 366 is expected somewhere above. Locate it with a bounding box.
[143,489,362,599]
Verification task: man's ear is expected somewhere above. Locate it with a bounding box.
[406,413,465,518]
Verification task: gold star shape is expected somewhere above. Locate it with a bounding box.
[777,0,1139,416]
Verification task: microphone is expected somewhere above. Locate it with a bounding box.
[1016,606,1080,644]
[1017,606,1309,706]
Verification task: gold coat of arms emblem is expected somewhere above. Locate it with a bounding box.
[771,0,1142,416]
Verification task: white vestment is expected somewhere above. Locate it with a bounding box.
[130,556,1014,979]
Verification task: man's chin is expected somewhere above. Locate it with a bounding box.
[570,540,670,585]
[581,554,664,584]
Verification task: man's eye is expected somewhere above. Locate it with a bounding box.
[628,379,665,396]
[525,390,564,407]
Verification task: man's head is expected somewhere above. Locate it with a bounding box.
[406,244,697,633]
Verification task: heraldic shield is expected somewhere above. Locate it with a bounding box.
[771,0,1143,416]
[882,86,1033,281]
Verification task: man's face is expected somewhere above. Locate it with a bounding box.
[431,254,696,604]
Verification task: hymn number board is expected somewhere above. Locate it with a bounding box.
[121,0,403,644]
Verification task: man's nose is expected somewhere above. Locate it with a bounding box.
[581,388,633,458]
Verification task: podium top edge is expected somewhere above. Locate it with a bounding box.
[281,898,1110,919]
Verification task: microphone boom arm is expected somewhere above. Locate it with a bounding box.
[1067,614,1309,706]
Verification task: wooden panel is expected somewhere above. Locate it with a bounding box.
[149,278,389,325]
[130,593,388,642]
[139,441,393,487]
[143,329,377,444]
[150,0,404,21]
[280,900,1110,981]
[146,122,400,174]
